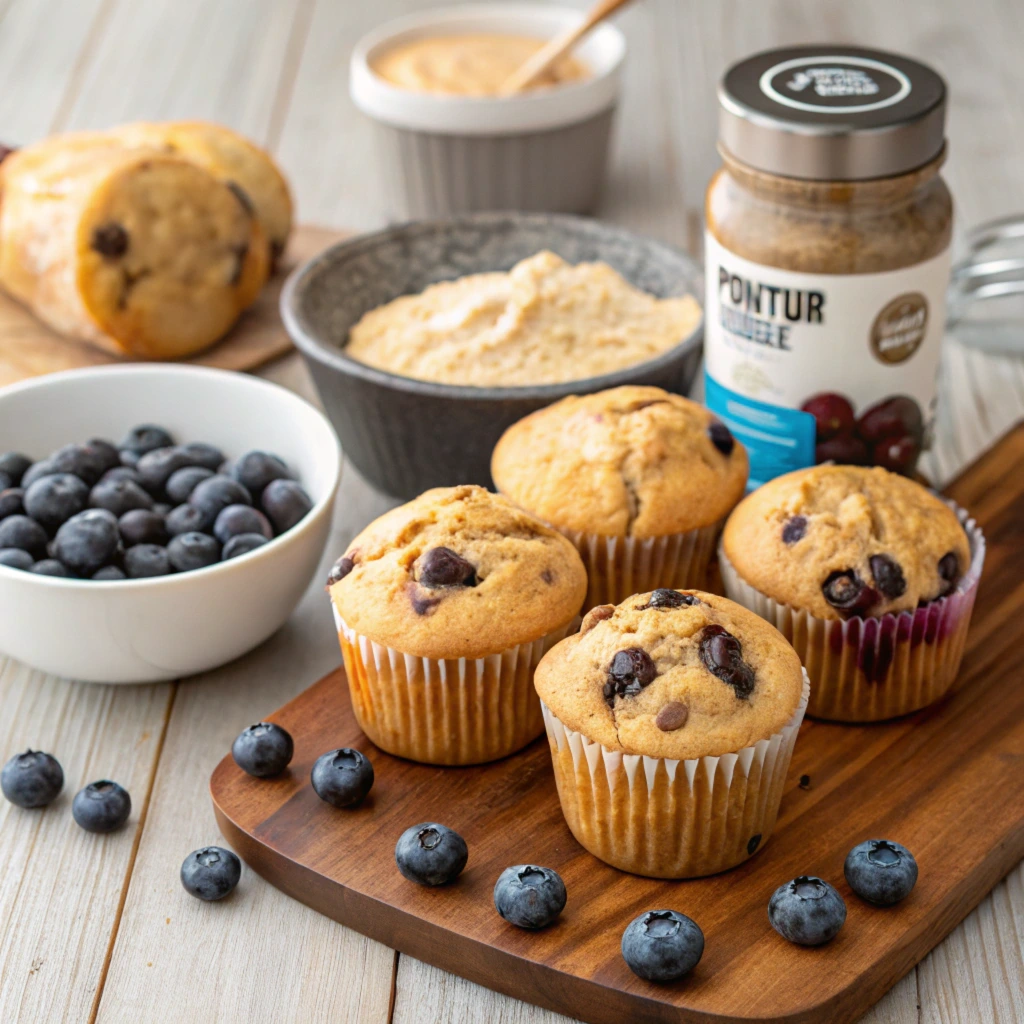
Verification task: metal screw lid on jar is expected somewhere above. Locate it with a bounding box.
[718,45,947,181]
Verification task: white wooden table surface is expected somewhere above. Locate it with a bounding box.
[1,1,1022,1022]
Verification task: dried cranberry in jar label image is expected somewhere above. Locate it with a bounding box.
[703,234,951,488]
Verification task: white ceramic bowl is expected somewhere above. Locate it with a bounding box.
[350,3,627,217]
[0,366,341,683]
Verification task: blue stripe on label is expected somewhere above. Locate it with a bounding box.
[705,371,816,489]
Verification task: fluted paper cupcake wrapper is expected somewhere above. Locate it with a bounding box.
[560,520,723,611]
[333,606,575,765]
[540,672,809,879]
[719,501,985,723]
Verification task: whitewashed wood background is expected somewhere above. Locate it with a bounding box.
[0,1,1022,1022]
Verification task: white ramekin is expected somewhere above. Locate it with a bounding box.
[350,4,627,217]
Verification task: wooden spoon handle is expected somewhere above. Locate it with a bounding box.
[499,0,634,96]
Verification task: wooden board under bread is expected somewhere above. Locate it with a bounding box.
[209,426,1024,1024]
[0,224,344,387]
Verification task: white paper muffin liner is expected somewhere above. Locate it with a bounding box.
[333,605,575,765]
[540,671,809,878]
[560,520,723,611]
[719,501,985,722]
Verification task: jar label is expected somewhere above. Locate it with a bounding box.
[703,231,951,488]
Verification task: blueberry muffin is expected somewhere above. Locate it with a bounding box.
[328,485,587,764]
[491,386,749,609]
[535,588,808,878]
[721,465,984,721]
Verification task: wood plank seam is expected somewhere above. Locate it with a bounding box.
[387,948,400,1023]
[48,0,118,134]
[87,681,179,1024]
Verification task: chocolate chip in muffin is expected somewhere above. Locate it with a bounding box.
[821,570,880,617]
[226,180,255,216]
[869,554,907,599]
[655,701,689,731]
[637,588,700,610]
[409,589,442,616]
[937,551,960,594]
[708,421,735,456]
[327,555,355,586]
[418,546,477,588]
[781,515,807,545]
[580,604,614,634]
[603,647,657,706]
[91,223,129,259]
[698,625,755,699]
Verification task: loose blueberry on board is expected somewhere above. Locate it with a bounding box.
[53,509,122,576]
[72,780,132,833]
[0,487,25,519]
[232,451,292,496]
[311,748,374,807]
[93,565,127,580]
[1,749,64,808]
[768,876,847,945]
[120,424,174,456]
[30,559,71,577]
[621,910,704,982]
[124,544,172,579]
[260,479,312,535]
[418,547,477,588]
[395,823,469,886]
[165,466,215,505]
[167,532,221,572]
[165,503,208,537]
[0,514,49,557]
[844,839,918,906]
[23,474,89,534]
[189,475,252,529]
[179,442,225,471]
[231,722,294,778]
[0,548,34,570]
[213,504,272,544]
[180,846,242,901]
[119,509,169,548]
[0,452,32,485]
[222,533,269,560]
[493,865,567,929]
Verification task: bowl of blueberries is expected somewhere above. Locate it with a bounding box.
[0,364,341,683]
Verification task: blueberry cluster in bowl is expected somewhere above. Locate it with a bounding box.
[0,425,312,580]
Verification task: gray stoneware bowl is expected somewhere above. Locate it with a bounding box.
[281,213,703,499]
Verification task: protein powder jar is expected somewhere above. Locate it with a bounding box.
[705,46,952,488]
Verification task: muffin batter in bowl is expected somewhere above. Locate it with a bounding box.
[371,34,589,96]
[345,251,702,387]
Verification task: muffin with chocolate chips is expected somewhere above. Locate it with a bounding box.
[535,589,808,878]
[721,465,984,722]
[491,386,748,610]
[328,485,587,765]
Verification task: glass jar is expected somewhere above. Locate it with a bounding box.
[704,46,953,488]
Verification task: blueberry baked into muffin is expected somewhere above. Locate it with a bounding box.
[535,589,808,878]
[491,386,749,609]
[721,465,984,722]
[328,485,587,765]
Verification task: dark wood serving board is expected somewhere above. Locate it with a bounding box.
[0,225,344,387]
[210,427,1024,1024]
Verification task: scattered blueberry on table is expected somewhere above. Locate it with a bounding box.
[311,748,374,808]
[395,823,468,886]
[621,910,704,981]
[768,876,847,945]
[72,780,132,833]
[0,428,312,580]
[844,839,918,906]
[1,749,64,808]
[231,722,294,778]
[180,846,242,901]
[493,865,566,929]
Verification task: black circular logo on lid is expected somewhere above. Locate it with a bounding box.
[760,55,911,114]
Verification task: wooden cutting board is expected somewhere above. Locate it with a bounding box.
[0,224,344,387]
[210,426,1024,1024]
